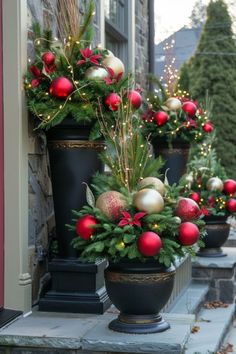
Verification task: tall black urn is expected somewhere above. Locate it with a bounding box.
[152,138,190,185]
[39,119,111,313]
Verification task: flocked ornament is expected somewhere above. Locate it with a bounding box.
[75,214,97,240]
[175,198,200,221]
[127,90,142,109]
[84,66,109,81]
[165,97,182,110]
[42,51,55,66]
[133,188,164,214]
[182,101,197,117]
[49,77,73,99]
[223,179,236,196]
[206,177,223,192]
[138,177,165,196]
[153,111,169,126]
[104,92,121,111]
[189,192,200,204]
[96,191,126,221]
[225,198,236,213]
[137,231,162,257]
[178,222,199,246]
[102,56,125,77]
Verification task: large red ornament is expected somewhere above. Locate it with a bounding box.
[189,192,200,204]
[223,179,236,196]
[202,121,213,133]
[42,51,55,66]
[127,90,142,109]
[104,93,121,111]
[96,191,126,221]
[178,222,199,246]
[182,101,197,117]
[225,198,236,213]
[137,231,162,257]
[153,111,169,126]
[49,77,73,99]
[175,197,200,221]
[75,215,97,240]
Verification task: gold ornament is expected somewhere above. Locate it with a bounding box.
[105,49,115,58]
[84,66,109,81]
[115,241,125,251]
[165,97,182,110]
[173,216,182,224]
[102,56,125,77]
[138,177,165,196]
[96,191,126,221]
[206,177,224,192]
[133,188,164,214]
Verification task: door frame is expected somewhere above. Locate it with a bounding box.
[0,0,3,310]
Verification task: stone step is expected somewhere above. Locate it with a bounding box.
[222,319,236,353]
[192,247,236,303]
[167,281,209,316]
[225,229,236,247]
[185,303,235,354]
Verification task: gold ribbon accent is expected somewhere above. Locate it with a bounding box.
[48,140,105,151]
[105,270,175,283]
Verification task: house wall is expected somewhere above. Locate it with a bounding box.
[27,0,150,304]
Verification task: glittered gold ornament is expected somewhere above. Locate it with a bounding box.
[102,56,125,77]
[206,177,224,192]
[133,188,164,214]
[96,191,126,221]
[165,97,182,110]
[138,177,165,196]
[84,66,109,81]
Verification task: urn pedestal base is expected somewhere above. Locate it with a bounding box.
[39,258,111,314]
[109,314,170,334]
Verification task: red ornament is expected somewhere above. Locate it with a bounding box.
[202,121,213,133]
[182,101,197,117]
[127,90,142,109]
[104,93,121,111]
[153,111,169,126]
[178,222,199,246]
[137,231,162,257]
[226,198,236,213]
[223,179,236,196]
[75,215,97,240]
[189,192,200,203]
[175,198,200,221]
[42,52,55,66]
[49,77,73,99]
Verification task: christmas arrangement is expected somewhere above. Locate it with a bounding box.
[68,99,206,267]
[142,82,214,146]
[181,137,236,217]
[24,1,141,137]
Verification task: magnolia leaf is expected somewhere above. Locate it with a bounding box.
[82,182,95,208]
[164,169,170,186]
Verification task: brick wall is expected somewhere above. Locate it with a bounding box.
[27,0,150,304]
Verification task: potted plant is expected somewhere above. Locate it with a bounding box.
[141,79,214,184]
[24,1,142,313]
[68,100,205,333]
[181,138,236,257]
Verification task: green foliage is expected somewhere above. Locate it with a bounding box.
[186,0,236,177]
[177,62,191,92]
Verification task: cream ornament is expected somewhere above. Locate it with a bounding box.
[206,177,224,192]
[133,188,164,214]
[102,56,125,77]
[84,66,109,81]
[165,97,182,111]
[138,177,165,196]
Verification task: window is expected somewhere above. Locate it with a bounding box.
[104,0,129,68]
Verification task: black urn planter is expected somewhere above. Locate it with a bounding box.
[104,260,175,334]
[39,118,111,313]
[152,138,190,185]
[197,215,230,258]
